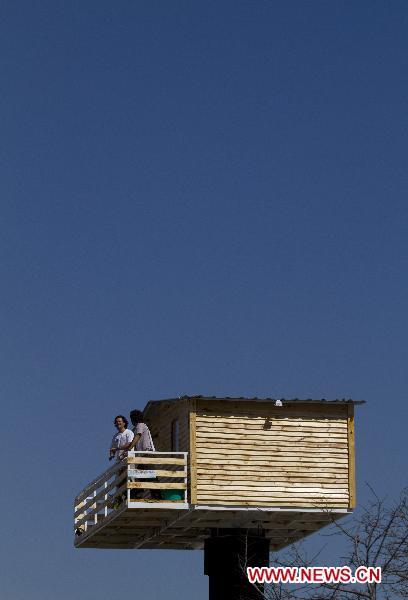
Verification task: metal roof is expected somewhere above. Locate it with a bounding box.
[145,395,365,412]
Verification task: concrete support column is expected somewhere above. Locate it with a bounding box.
[204,529,269,600]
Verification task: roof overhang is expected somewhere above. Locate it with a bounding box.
[144,396,365,417]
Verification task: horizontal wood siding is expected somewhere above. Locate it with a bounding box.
[195,400,350,508]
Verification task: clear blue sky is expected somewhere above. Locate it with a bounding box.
[1,1,407,598]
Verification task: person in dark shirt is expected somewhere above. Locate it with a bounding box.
[128,409,160,500]
[127,410,155,452]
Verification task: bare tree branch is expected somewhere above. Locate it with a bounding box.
[251,486,408,600]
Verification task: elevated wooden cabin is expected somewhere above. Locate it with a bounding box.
[74,396,363,551]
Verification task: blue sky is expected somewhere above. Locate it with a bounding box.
[1,1,407,598]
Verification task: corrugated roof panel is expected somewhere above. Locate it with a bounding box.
[144,396,365,413]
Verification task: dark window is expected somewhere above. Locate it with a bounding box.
[171,419,179,452]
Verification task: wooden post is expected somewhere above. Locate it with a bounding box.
[347,403,356,508]
[204,529,269,600]
[189,398,197,504]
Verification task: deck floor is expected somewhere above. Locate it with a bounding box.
[75,502,349,550]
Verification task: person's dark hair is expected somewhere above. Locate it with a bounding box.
[114,415,128,428]
[130,409,144,424]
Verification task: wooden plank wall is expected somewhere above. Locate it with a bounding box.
[144,399,191,453]
[144,399,193,502]
[195,400,350,508]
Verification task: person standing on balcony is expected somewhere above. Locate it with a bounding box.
[128,410,155,452]
[109,415,134,461]
[128,409,158,500]
[108,415,134,509]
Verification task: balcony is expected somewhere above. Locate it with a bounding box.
[74,451,189,549]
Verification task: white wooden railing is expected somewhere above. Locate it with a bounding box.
[74,451,188,536]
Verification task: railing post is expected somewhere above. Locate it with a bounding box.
[184,452,188,504]
[93,490,97,525]
[127,458,130,505]
[104,481,108,518]
[84,499,88,533]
